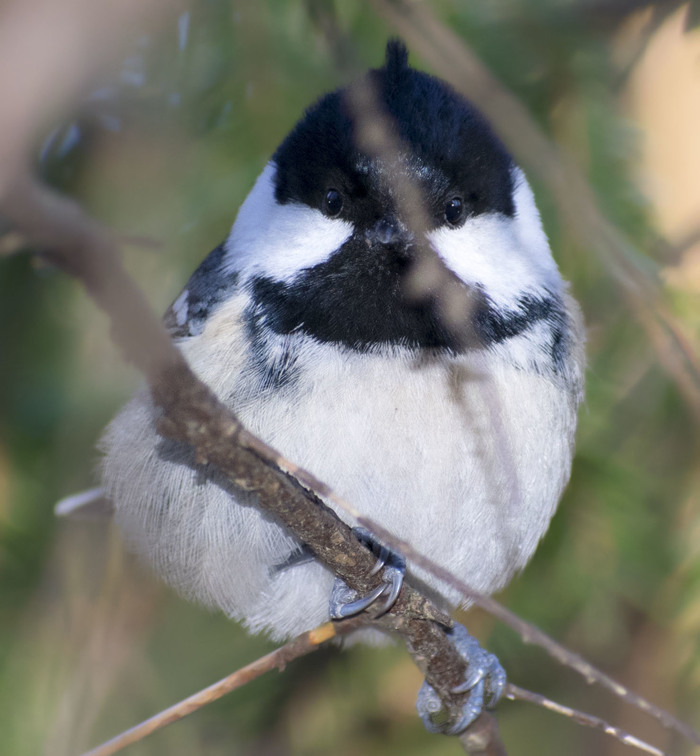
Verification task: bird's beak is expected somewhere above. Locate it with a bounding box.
[364,215,413,248]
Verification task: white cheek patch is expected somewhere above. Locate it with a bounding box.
[428,167,563,309]
[223,162,353,283]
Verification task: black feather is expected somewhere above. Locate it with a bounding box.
[272,40,514,221]
[384,38,409,73]
[163,243,238,338]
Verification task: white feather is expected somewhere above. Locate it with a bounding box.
[222,163,353,283]
[428,167,563,309]
[100,287,584,641]
[100,151,585,643]
[55,486,113,518]
[171,289,189,327]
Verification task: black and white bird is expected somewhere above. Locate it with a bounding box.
[95,41,585,732]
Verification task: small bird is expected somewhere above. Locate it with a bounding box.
[97,40,585,732]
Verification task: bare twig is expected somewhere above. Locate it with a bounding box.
[0,0,176,194]
[348,516,700,746]
[459,712,508,756]
[0,170,505,751]
[658,225,700,264]
[2,167,695,748]
[505,684,668,756]
[81,619,367,756]
[0,3,695,752]
[370,0,700,420]
[79,628,669,756]
[344,76,480,341]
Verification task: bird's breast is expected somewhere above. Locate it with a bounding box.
[211,329,580,599]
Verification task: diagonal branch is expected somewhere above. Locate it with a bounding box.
[349,516,700,746]
[79,627,670,756]
[370,0,700,420]
[81,619,367,756]
[505,684,669,756]
[1,168,503,752]
[4,165,698,750]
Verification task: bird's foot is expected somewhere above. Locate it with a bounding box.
[417,623,506,735]
[329,527,405,620]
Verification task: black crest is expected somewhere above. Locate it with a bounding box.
[272,38,515,221]
[384,38,409,75]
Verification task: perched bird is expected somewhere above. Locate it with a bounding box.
[98,40,585,731]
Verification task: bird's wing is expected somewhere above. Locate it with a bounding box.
[163,241,240,339]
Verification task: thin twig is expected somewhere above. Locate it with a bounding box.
[349,516,700,747]
[459,712,508,756]
[370,0,700,420]
[506,683,668,756]
[80,619,366,756]
[2,169,695,749]
[117,233,164,250]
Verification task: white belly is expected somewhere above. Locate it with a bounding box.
[101,299,579,641]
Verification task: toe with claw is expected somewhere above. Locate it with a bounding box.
[417,623,506,735]
[329,527,406,620]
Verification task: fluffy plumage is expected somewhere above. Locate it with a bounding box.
[100,41,585,641]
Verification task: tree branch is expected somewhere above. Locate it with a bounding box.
[81,619,368,756]
[0,4,695,752]
[0,168,503,752]
[505,684,668,756]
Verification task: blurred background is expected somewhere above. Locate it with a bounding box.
[1,1,699,754]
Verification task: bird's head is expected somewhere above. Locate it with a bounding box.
[224,40,565,355]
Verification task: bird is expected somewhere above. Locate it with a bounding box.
[96,40,585,732]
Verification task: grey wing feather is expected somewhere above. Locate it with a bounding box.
[163,242,239,338]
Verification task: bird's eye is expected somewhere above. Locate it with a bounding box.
[324,189,343,217]
[444,196,464,226]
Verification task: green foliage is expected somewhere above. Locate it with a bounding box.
[2,1,699,754]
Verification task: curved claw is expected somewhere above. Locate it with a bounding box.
[330,582,387,619]
[451,664,487,695]
[372,564,404,618]
[329,528,406,621]
[369,546,389,576]
[354,527,390,577]
[417,679,486,735]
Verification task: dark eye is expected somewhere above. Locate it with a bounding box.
[324,189,343,217]
[444,196,464,226]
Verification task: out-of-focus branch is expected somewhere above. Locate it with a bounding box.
[570,0,685,29]
[370,0,700,420]
[0,0,177,194]
[1,167,509,752]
